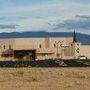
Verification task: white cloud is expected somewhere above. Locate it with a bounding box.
[0,0,90,33]
[0,2,90,17]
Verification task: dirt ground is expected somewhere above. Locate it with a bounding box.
[0,67,90,90]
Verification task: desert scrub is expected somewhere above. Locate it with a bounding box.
[55,59,64,65]
[31,76,38,82]
[78,73,87,79]
[24,76,38,82]
[66,82,73,88]
[12,69,24,77]
[71,71,87,79]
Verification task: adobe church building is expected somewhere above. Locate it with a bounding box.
[0,32,90,61]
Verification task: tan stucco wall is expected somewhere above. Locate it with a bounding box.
[13,37,73,49]
[1,37,90,60]
[0,39,15,53]
[14,38,45,50]
[13,37,73,59]
[80,45,90,59]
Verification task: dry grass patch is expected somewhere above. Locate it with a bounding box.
[24,76,38,82]
[0,67,90,90]
[16,70,24,77]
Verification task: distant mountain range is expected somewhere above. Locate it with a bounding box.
[0,31,90,45]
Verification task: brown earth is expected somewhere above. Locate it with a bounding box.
[0,67,90,90]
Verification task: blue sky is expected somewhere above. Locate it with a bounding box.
[0,0,90,34]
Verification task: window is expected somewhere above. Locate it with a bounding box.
[39,44,42,48]
[3,45,5,49]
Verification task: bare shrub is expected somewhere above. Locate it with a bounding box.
[15,70,24,77]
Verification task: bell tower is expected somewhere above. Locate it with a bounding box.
[73,30,81,59]
[73,30,77,43]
